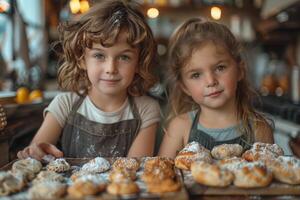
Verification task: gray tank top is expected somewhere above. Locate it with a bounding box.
[188,110,254,150]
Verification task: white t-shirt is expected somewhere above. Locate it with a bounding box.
[44,92,161,129]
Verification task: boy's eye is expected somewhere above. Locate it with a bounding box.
[93,53,105,59]
[119,55,131,61]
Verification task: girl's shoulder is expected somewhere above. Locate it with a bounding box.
[167,112,192,138]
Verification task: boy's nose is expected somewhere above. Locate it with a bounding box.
[105,60,118,74]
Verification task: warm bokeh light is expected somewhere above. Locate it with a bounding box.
[211,6,221,20]
[69,0,80,14]
[0,0,10,13]
[80,0,89,13]
[147,8,159,18]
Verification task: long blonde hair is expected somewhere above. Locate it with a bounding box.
[166,17,272,139]
[57,0,158,96]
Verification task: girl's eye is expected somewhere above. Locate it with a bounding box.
[93,53,105,59]
[216,65,226,72]
[190,72,201,79]
[119,55,131,61]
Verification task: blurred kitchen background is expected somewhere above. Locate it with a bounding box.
[0,0,300,165]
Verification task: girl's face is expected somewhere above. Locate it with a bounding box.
[180,41,242,111]
[83,32,139,98]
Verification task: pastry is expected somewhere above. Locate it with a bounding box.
[32,171,65,185]
[269,156,300,185]
[46,158,70,173]
[233,162,272,188]
[12,158,42,180]
[175,142,212,170]
[109,168,136,182]
[112,157,140,171]
[81,157,110,173]
[211,144,243,160]
[191,161,234,187]
[107,180,139,195]
[242,142,284,162]
[28,181,67,199]
[68,174,106,198]
[146,178,181,193]
[0,171,26,196]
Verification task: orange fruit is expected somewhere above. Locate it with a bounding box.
[29,89,43,102]
[16,87,30,104]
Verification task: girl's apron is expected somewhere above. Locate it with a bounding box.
[61,96,141,157]
[188,110,253,150]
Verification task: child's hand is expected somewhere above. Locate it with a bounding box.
[17,142,63,161]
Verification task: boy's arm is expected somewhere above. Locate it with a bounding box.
[17,112,63,160]
[127,123,158,157]
[158,115,189,158]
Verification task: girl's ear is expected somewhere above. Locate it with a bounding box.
[179,82,191,96]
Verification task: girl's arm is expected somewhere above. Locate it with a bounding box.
[158,115,190,158]
[127,123,158,157]
[17,112,63,160]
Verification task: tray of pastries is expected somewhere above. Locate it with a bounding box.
[174,141,300,195]
[0,156,188,199]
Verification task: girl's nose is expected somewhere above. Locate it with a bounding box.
[206,73,218,87]
[105,60,118,74]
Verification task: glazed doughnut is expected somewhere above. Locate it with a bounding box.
[233,162,272,188]
[106,180,139,195]
[242,142,284,162]
[191,161,234,187]
[269,156,300,185]
[211,144,243,160]
[112,158,140,171]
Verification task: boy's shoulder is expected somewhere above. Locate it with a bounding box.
[53,92,81,106]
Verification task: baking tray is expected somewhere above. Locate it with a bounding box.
[1,157,188,200]
[182,169,300,196]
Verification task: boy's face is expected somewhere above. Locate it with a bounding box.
[83,32,139,99]
[180,41,242,112]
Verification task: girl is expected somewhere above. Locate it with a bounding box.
[159,18,274,158]
[18,0,160,160]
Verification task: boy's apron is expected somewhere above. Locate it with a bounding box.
[188,110,254,150]
[61,96,141,157]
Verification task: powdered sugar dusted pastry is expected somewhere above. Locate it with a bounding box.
[175,142,212,170]
[81,157,110,173]
[142,166,175,183]
[46,158,70,173]
[32,171,65,185]
[70,170,97,182]
[146,178,181,193]
[68,174,106,198]
[269,156,300,185]
[211,144,243,160]
[107,180,139,195]
[217,157,248,172]
[233,162,272,188]
[0,171,26,196]
[112,158,140,171]
[28,181,67,199]
[12,158,42,180]
[191,161,234,187]
[109,168,136,182]
[242,142,284,162]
